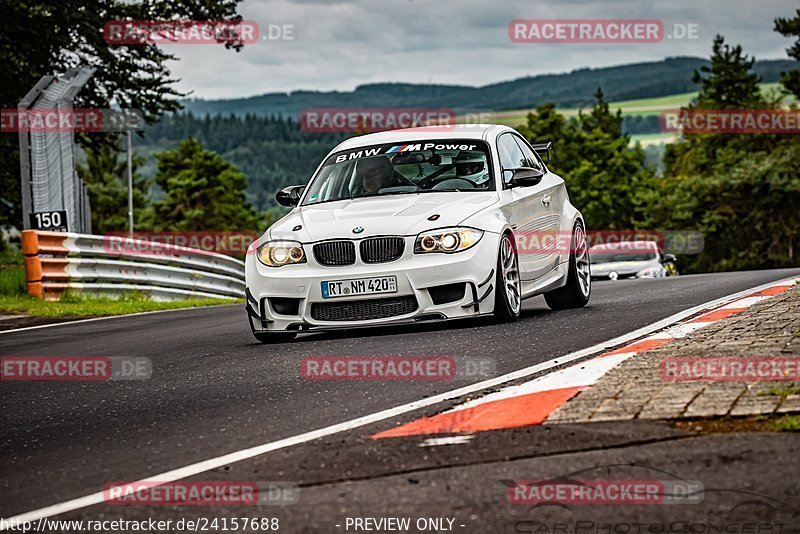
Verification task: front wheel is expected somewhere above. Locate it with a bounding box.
[494,233,522,322]
[544,221,591,310]
[253,331,297,344]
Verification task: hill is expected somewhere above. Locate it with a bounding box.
[181,57,794,118]
[137,58,796,211]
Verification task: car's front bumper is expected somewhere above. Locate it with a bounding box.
[245,234,500,333]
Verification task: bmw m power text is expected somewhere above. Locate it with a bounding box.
[245,125,591,342]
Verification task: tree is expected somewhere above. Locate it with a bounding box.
[646,33,800,273]
[137,112,346,210]
[580,88,623,138]
[666,35,771,178]
[692,35,763,109]
[77,141,148,234]
[774,9,800,99]
[517,91,653,230]
[644,144,800,272]
[0,0,246,229]
[516,102,579,174]
[142,137,259,232]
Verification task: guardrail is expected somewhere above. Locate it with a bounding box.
[22,230,246,301]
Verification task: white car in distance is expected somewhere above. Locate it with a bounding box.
[589,241,677,280]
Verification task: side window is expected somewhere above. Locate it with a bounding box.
[512,136,545,172]
[497,133,526,170]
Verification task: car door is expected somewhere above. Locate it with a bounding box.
[497,133,562,280]
[513,135,566,269]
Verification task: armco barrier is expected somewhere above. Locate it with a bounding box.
[21,230,246,301]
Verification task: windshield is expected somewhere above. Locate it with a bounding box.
[590,250,657,264]
[302,140,494,206]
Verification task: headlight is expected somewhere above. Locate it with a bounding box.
[414,227,483,254]
[257,241,306,267]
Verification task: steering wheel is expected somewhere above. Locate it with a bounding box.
[393,171,418,189]
[456,177,481,188]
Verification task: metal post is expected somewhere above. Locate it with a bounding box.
[84,183,92,234]
[127,130,133,239]
[18,76,54,229]
[18,120,33,230]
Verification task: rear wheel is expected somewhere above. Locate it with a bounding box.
[494,233,522,322]
[544,221,591,310]
[253,331,297,344]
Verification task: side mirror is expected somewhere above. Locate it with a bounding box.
[276,185,305,207]
[531,141,553,162]
[662,253,677,264]
[508,167,545,187]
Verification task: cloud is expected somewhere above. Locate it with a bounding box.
[163,0,795,99]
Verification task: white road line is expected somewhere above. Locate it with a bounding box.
[1,276,796,528]
[419,435,475,447]
[445,351,635,412]
[652,322,707,339]
[718,296,770,309]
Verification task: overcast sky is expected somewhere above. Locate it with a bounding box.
[162,0,798,100]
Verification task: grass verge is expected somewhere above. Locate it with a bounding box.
[759,385,800,398]
[674,413,800,434]
[0,293,239,318]
[494,82,791,129]
[1,249,240,318]
[771,415,800,432]
[0,265,26,297]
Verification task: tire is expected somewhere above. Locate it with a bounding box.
[494,232,522,322]
[253,331,297,344]
[544,221,591,310]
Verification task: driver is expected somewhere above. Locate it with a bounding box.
[455,151,489,184]
[357,156,394,195]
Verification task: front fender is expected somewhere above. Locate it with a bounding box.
[460,206,512,238]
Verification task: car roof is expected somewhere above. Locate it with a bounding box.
[332,124,515,152]
[589,241,659,252]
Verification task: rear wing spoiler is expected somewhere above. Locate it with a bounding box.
[531,141,553,162]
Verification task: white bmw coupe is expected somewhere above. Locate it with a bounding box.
[245,125,590,342]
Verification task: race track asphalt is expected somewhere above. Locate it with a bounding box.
[2,268,799,520]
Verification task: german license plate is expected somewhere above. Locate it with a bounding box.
[321,276,397,299]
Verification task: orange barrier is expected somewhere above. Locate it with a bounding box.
[22,230,69,301]
[21,230,70,256]
[20,229,245,302]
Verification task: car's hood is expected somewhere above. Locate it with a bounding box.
[590,260,655,275]
[268,192,499,242]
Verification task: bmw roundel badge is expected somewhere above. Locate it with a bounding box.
[352,226,364,234]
